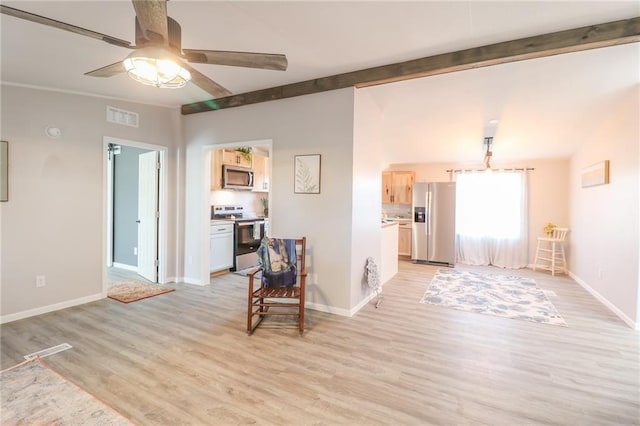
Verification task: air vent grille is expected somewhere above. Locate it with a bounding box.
[107,106,139,127]
[24,343,73,360]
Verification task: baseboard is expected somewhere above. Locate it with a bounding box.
[182,277,205,286]
[0,293,105,325]
[112,262,137,272]
[304,301,352,317]
[569,271,639,330]
[305,289,380,318]
[349,290,380,316]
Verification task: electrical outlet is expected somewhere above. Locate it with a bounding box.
[133,247,138,256]
[36,275,46,288]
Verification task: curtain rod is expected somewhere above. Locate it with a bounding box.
[446,167,535,173]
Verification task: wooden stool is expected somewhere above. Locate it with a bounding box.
[533,228,569,276]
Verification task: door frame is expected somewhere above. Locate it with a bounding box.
[103,136,168,293]
[200,139,272,285]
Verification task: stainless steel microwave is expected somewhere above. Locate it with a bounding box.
[222,165,254,190]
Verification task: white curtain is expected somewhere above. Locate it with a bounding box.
[455,171,529,268]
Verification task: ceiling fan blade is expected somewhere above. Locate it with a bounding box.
[131,0,168,44]
[183,49,288,71]
[0,5,133,49]
[181,62,232,98]
[85,61,126,78]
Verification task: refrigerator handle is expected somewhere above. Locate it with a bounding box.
[426,190,431,237]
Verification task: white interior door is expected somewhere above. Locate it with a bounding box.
[138,151,159,282]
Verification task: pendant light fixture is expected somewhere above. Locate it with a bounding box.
[483,137,493,171]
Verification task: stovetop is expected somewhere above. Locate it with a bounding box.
[211,204,263,222]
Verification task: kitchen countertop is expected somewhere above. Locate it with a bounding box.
[210,219,235,225]
[381,221,399,228]
[383,217,412,223]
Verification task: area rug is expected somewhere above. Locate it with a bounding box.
[1,358,133,425]
[108,279,175,303]
[420,269,567,326]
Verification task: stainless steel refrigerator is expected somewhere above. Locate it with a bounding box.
[412,182,456,267]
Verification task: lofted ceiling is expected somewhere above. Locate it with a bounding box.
[1,1,639,165]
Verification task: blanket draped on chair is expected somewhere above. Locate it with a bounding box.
[257,238,297,287]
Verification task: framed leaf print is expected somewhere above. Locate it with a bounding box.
[294,154,321,194]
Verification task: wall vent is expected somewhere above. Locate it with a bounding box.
[107,106,139,128]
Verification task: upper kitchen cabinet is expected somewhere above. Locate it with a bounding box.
[382,171,415,204]
[221,148,253,168]
[252,153,269,193]
[212,148,253,190]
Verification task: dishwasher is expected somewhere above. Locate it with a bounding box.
[210,222,234,273]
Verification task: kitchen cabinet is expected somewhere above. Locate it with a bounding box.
[398,223,412,257]
[221,149,253,168]
[382,171,415,204]
[210,222,234,272]
[211,149,254,190]
[252,154,269,193]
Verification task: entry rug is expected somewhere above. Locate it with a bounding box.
[108,279,175,303]
[1,358,133,425]
[420,269,567,326]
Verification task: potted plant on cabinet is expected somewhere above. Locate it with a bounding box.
[236,147,252,162]
[260,197,268,217]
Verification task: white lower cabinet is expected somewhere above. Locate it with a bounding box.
[210,223,234,273]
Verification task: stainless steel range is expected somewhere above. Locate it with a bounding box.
[211,205,265,271]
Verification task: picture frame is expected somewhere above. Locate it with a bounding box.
[0,141,7,202]
[581,160,609,188]
[294,154,321,194]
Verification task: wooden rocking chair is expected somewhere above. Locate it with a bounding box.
[247,237,307,335]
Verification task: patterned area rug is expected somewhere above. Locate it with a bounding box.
[1,358,133,425]
[420,269,567,326]
[108,279,175,303]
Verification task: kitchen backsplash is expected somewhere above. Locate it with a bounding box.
[211,190,267,216]
[382,204,412,219]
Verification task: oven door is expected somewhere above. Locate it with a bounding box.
[235,221,265,256]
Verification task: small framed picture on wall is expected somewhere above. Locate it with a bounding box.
[294,154,321,194]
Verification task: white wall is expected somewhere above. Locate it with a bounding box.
[351,89,384,308]
[0,85,181,321]
[569,78,639,327]
[182,88,359,312]
[386,158,570,266]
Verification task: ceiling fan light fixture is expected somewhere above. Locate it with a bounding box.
[123,48,191,89]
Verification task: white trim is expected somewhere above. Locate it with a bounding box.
[0,293,104,325]
[106,150,114,267]
[1,81,181,109]
[183,277,206,286]
[569,271,639,330]
[165,276,178,283]
[112,262,138,272]
[304,301,352,317]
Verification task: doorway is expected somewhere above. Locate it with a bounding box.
[104,136,167,290]
[201,139,272,285]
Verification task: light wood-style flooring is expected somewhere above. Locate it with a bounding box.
[1,261,638,425]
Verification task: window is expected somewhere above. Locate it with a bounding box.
[456,172,525,239]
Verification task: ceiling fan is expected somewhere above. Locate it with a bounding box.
[0,1,288,98]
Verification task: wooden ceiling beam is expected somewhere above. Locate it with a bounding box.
[181,17,640,115]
